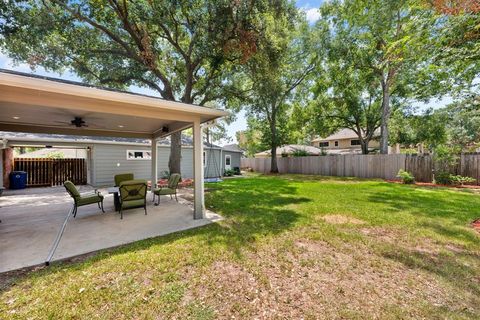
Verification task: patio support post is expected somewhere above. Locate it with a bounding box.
[193,119,205,219]
[0,148,3,188]
[151,138,158,189]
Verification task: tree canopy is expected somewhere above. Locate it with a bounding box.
[0,0,293,173]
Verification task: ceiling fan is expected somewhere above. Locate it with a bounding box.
[54,116,91,128]
[70,117,87,128]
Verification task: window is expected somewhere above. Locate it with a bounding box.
[203,151,207,167]
[318,141,329,148]
[351,139,361,146]
[334,141,339,147]
[225,155,231,166]
[126,150,151,160]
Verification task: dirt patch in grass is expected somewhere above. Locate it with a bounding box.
[360,226,471,258]
[321,214,366,225]
[180,237,473,319]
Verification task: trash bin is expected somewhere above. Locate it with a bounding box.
[10,171,27,189]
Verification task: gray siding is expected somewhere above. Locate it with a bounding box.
[92,143,220,186]
[92,144,150,186]
[222,151,242,172]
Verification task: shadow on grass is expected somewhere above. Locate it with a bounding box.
[1,177,310,293]
[382,245,480,297]
[365,182,480,297]
[366,182,480,242]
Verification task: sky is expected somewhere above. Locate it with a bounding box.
[0,0,452,145]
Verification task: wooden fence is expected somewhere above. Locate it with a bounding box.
[241,154,480,184]
[14,158,87,187]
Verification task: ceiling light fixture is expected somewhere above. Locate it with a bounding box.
[12,116,20,120]
[118,125,124,128]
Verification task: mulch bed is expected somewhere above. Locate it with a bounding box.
[147,179,194,189]
[472,219,480,233]
[385,179,480,190]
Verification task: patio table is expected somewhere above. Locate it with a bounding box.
[108,187,120,211]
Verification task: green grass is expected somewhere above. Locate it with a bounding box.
[1,175,479,319]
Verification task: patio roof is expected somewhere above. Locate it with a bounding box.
[0,69,228,139]
[0,68,219,220]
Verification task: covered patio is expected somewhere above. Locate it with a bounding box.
[0,70,227,272]
[0,186,221,273]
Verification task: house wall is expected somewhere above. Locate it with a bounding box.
[91,143,222,186]
[222,151,242,171]
[313,138,380,150]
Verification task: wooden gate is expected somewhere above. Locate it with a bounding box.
[13,158,87,187]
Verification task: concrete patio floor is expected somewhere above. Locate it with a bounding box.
[0,186,222,273]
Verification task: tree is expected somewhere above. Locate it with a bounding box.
[240,9,316,172]
[440,94,480,151]
[318,0,440,154]
[0,0,283,174]
[389,107,447,151]
[236,118,266,158]
[308,31,382,154]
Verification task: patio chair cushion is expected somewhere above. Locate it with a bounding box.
[114,173,134,187]
[77,193,104,206]
[119,180,147,208]
[153,187,175,195]
[167,173,182,189]
[64,180,81,198]
[121,199,146,209]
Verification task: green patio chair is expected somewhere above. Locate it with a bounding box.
[64,181,104,218]
[118,180,148,219]
[152,173,181,206]
[114,173,134,187]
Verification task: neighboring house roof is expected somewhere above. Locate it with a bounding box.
[312,128,380,142]
[222,144,244,153]
[16,148,87,159]
[0,131,221,149]
[255,144,323,157]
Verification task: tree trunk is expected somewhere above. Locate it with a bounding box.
[360,139,369,154]
[380,79,391,154]
[270,144,279,173]
[169,131,182,174]
[270,110,279,173]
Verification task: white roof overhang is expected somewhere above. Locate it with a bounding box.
[0,71,229,139]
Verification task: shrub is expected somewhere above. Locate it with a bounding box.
[450,175,476,186]
[397,169,415,184]
[435,171,453,185]
[292,149,309,157]
[224,169,235,177]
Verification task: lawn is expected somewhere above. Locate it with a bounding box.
[1,175,479,319]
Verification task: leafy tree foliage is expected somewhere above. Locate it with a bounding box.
[236,118,268,158]
[428,0,480,91]
[389,107,447,150]
[308,24,383,154]
[315,0,445,154]
[440,94,480,150]
[239,9,316,172]
[0,0,288,174]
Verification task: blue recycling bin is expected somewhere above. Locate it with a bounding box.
[10,171,27,189]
